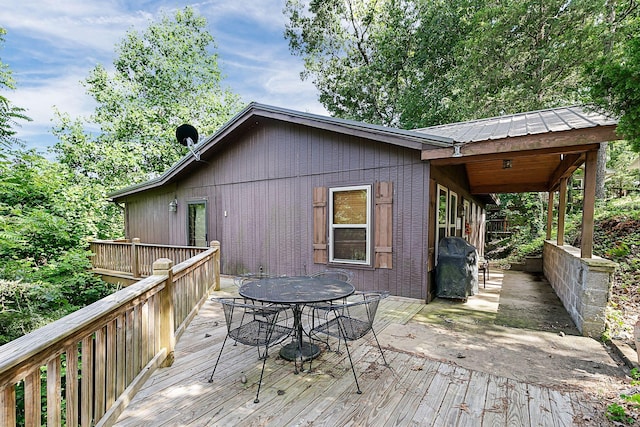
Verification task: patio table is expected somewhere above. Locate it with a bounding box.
[239,275,355,362]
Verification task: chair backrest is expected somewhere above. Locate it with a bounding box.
[311,269,354,283]
[233,272,272,287]
[215,298,291,346]
[334,292,385,340]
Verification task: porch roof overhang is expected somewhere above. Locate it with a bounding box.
[418,106,618,195]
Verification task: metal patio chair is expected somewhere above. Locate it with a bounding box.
[309,291,389,394]
[208,298,294,403]
[310,268,354,283]
[233,271,272,287]
[306,269,355,350]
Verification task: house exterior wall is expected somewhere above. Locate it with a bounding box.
[124,186,176,244]
[120,119,434,299]
[118,119,490,300]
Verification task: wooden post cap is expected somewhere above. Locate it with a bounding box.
[152,258,174,272]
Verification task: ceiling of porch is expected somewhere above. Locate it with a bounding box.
[417,106,618,195]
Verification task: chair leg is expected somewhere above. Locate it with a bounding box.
[254,345,269,403]
[208,335,229,383]
[337,325,361,394]
[370,328,389,367]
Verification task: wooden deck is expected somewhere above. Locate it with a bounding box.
[113,280,602,426]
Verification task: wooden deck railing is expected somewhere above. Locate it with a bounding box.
[90,239,210,278]
[0,242,221,427]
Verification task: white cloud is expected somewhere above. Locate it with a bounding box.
[0,0,326,152]
[198,0,289,30]
[12,73,95,127]
[0,1,152,53]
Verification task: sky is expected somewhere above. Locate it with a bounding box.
[0,0,326,153]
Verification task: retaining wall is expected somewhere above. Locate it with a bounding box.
[543,240,617,337]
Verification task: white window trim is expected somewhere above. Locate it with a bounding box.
[435,184,448,263]
[449,191,458,237]
[329,185,372,265]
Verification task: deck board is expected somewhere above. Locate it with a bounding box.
[113,289,603,427]
[481,373,508,426]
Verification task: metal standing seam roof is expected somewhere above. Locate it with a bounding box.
[413,106,618,143]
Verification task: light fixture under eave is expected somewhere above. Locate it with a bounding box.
[502,159,512,169]
[169,199,178,212]
[452,143,463,158]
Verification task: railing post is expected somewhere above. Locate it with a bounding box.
[153,258,175,367]
[132,238,141,278]
[211,241,221,291]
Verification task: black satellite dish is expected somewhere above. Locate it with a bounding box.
[175,124,201,161]
[176,124,199,147]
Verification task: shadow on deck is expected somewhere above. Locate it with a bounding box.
[114,270,626,426]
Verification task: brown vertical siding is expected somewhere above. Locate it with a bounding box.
[124,188,175,244]
[120,119,449,299]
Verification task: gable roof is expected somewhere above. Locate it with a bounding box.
[109,102,451,199]
[414,106,617,143]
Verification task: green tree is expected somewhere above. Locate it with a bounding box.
[285,0,480,128]
[53,7,242,188]
[0,150,119,344]
[0,27,30,156]
[455,0,605,119]
[0,151,120,271]
[585,1,640,152]
[285,0,606,128]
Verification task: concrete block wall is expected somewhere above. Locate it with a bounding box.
[543,241,617,338]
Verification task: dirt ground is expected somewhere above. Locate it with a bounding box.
[378,269,631,398]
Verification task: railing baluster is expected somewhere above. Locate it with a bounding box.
[65,343,79,427]
[24,371,41,427]
[94,327,106,421]
[106,319,117,411]
[125,308,134,387]
[81,335,93,427]
[115,315,126,397]
[46,357,61,426]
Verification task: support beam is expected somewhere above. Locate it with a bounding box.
[422,126,616,160]
[557,178,568,246]
[581,150,598,258]
[546,191,554,240]
[547,153,584,191]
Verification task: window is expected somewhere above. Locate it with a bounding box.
[449,191,458,237]
[188,201,207,246]
[463,200,471,241]
[436,185,448,245]
[435,185,463,262]
[329,185,371,265]
[313,183,392,269]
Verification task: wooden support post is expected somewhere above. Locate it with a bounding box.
[211,241,221,291]
[557,178,567,246]
[546,191,554,240]
[581,150,597,258]
[153,258,175,367]
[131,238,141,278]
